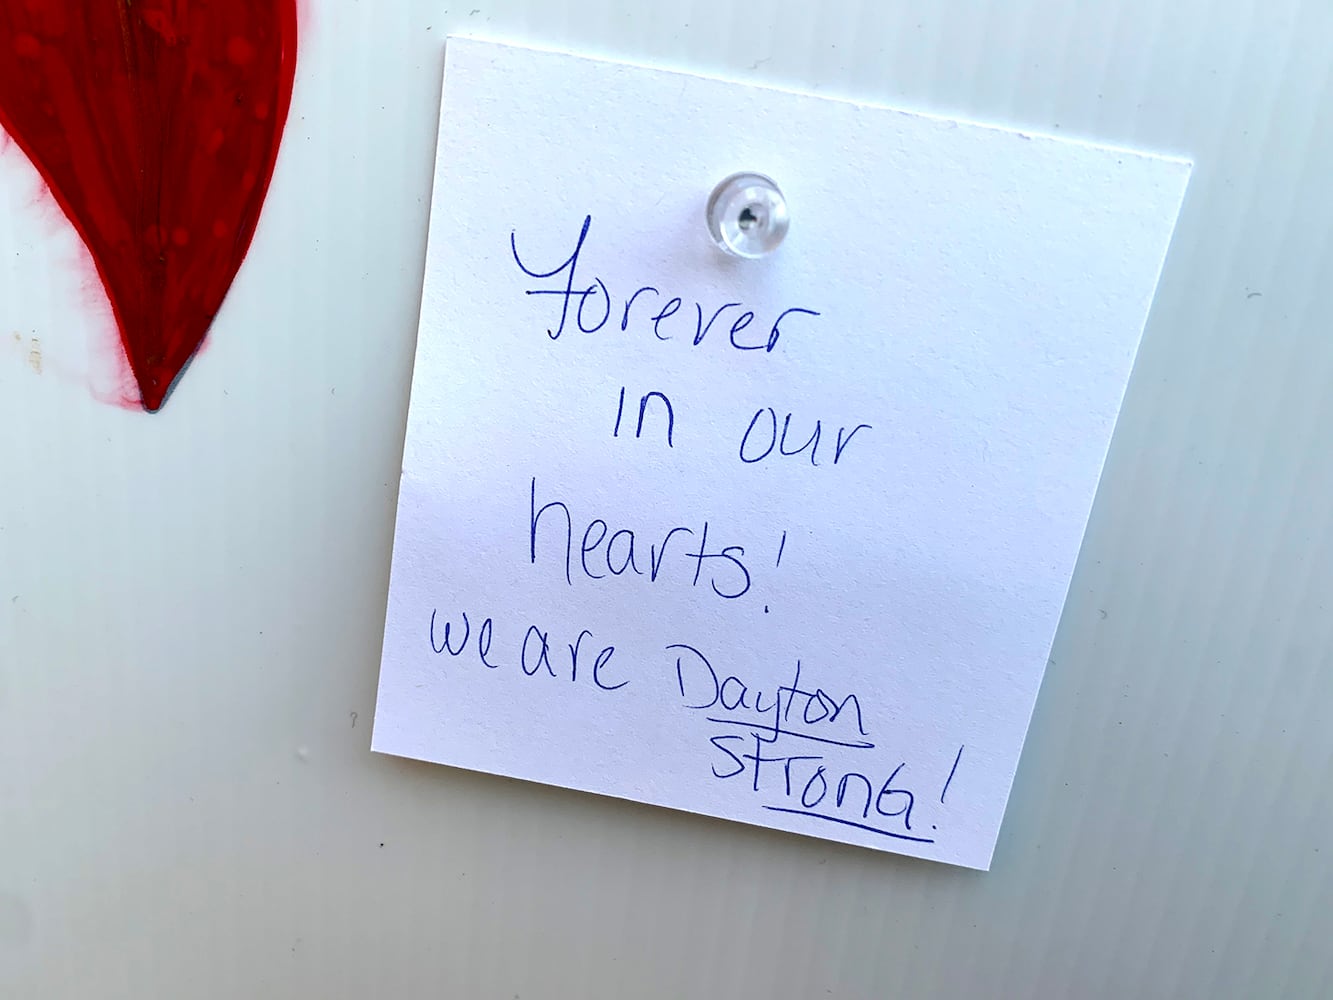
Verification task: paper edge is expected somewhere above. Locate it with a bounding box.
[443,33,1195,170]
[376,34,1197,872]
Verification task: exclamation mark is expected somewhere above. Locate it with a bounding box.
[765,531,788,615]
[940,745,964,803]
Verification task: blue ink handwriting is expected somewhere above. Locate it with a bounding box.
[530,477,755,600]
[668,642,963,844]
[739,410,872,467]
[510,215,820,354]
[429,608,627,691]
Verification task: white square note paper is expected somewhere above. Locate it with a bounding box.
[375,37,1190,869]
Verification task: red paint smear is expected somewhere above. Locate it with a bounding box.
[0,1,298,411]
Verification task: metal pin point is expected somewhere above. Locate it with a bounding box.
[706,172,789,258]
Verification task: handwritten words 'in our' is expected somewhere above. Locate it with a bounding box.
[512,215,874,470]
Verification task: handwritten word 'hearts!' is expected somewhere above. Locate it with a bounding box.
[0,1,298,410]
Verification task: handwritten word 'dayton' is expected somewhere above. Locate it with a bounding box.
[671,643,961,845]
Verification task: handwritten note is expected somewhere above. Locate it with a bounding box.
[373,37,1191,869]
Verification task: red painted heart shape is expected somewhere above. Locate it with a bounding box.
[0,0,298,410]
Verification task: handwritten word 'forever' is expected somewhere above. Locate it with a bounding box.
[511,215,820,352]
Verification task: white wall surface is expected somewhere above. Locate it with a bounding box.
[2,1,1330,997]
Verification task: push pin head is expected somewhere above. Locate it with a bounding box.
[706,172,789,259]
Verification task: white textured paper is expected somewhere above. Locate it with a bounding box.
[374,36,1190,870]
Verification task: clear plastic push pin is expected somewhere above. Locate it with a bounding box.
[706,172,789,259]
